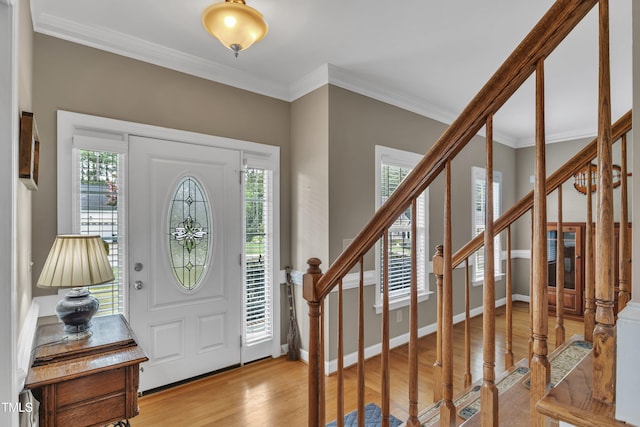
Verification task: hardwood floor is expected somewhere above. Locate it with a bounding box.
[130,302,584,426]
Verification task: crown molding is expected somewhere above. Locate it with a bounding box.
[30,8,595,149]
[326,64,457,127]
[514,128,597,149]
[31,12,291,101]
[288,63,330,101]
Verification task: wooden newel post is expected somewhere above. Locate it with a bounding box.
[432,245,444,403]
[593,0,616,404]
[303,258,324,427]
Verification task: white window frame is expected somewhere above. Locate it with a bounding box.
[374,146,430,312]
[241,152,280,351]
[471,166,502,285]
[64,134,129,316]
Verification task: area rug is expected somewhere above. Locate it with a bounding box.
[326,403,403,427]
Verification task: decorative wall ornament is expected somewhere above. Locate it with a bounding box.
[573,163,624,195]
[19,111,40,190]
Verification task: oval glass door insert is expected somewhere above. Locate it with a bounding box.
[168,176,211,290]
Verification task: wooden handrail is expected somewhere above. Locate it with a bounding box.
[309,0,598,302]
[452,110,632,268]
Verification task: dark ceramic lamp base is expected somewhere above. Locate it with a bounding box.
[56,287,100,340]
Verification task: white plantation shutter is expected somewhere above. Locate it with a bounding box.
[472,167,502,282]
[72,139,127,317]
[243,167,273,343]
[375,146,428,304]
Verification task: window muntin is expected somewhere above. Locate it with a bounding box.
[375,146,428,305]
[472,166,502,283]
[168,176,211,291]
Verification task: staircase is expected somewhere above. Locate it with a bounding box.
[303,1,632,426]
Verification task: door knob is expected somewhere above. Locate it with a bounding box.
[134,280,144,290]
[134,262,144,272]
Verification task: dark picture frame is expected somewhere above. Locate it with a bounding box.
[19,111,39,191]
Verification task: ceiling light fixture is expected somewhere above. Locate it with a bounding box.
[201,0,268,57]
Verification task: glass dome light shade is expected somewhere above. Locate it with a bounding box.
[202,0,268,54]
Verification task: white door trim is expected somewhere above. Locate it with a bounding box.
[0,1,19,425]
[56,110,282,360]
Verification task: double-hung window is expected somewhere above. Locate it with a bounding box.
[375,146,429,310]
[471,166,502,283]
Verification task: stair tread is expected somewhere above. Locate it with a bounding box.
[414,335,591,426]
[461,335,591,426]
[537,352,626,427]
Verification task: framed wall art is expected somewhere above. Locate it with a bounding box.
[19,111,40,190]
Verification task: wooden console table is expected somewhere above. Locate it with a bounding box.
[24,314,148,427]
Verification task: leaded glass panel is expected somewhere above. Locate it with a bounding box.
[168,177,211,290]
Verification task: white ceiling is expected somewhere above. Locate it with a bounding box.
[30,0,632,148]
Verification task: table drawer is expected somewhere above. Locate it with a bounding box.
[56,393,126,426]
[57,367,125,407]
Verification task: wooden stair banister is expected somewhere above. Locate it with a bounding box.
[407,201,420,427]
[585,162,596,342]
[556,185,566,347]
[452,110,631,269]
[505,226,514,370]
[618,134,631,310]
[440,160,456,426]
[306,0,599,304]
[464,258,473,387]
[530,57,551,427]
[481,115,498,426]
[303,1,632,426]
[593,0,615,404]
[432,246,443,403]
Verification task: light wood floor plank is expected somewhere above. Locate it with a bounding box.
[130,302,583,426]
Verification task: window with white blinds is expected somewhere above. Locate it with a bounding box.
[74,147,126,316]
[375,146,429,307]
[243,167,274,344]
[471,166,502,283]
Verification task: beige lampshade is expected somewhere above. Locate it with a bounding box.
[37,235,114,288]
[202,0,268,56]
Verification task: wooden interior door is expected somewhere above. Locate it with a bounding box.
[547,222,584,317]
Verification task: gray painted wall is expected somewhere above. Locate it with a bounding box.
[32,34,292,299]
[320,87,516,359]
[512,130,634,296]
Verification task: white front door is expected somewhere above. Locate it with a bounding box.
[128,135,242,391]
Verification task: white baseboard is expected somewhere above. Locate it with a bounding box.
[316,297,512,375]
[16,301,39,392]
[513,293,530,303]
[291,296,532,374]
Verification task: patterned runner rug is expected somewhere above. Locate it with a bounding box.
[416,339,592,426]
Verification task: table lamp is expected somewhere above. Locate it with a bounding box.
[37,235,114,339]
